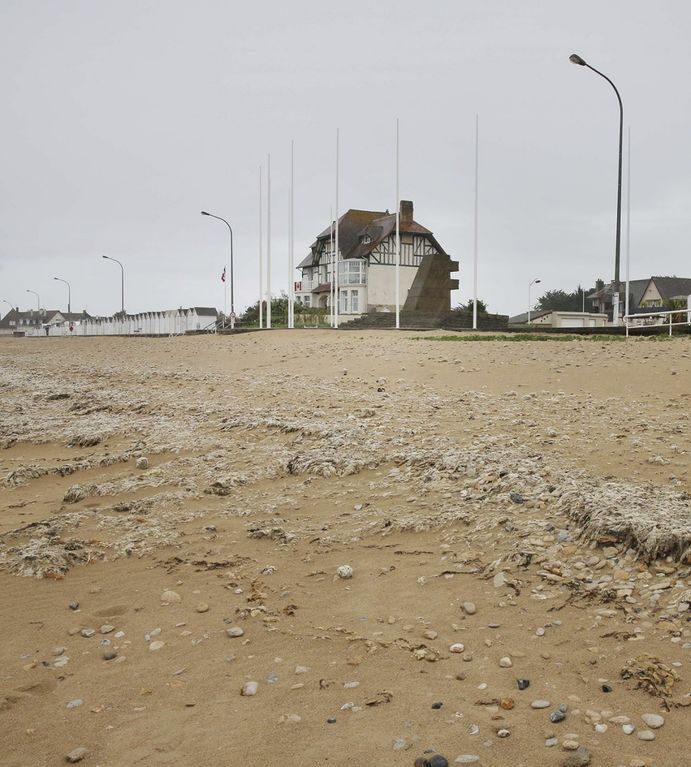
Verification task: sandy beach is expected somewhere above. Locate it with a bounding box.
[0,331,689,767]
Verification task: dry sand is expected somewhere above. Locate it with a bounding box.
[0,330,689,767]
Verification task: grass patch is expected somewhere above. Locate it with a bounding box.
[413,333,634,342]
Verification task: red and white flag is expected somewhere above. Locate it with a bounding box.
[221,267,226,283]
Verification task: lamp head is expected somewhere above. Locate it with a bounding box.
[569,54,587,66]
[201,211,210,216]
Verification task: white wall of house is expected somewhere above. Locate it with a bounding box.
[551,312,608,328]
[640,281,663,306]
[367,264,417,311]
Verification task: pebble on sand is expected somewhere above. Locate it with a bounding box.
[161,590,181,604]
[499,656,513,668]
[461,602,477,615]
[560,751,591,767]
[65,747,90,763]
[531,699,550,709]
[336,565,353,579]
[641,713,664,729]
[241,681,258,696]
[449,643,465,653]
[149,641,165,651]
[226,627,244,638]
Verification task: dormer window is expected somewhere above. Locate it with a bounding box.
[360,234,372,244]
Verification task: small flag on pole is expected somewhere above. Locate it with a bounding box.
[221,267,226,283]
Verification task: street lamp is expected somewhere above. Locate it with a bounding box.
[201,211,235,328]
[26,289,40,312]
[569,53,623,325]
[53,276,71,314]
[102,255,125,315]
[528,278,541,324]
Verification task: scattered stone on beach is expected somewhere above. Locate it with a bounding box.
[637,729,655,741]
[461,601,477,615]
[336,565,353,579]
[226,627,244,638]
[79,628,95,638]
[560,750,591,767]
[149,640,165,651]
[161,590,181,604]
[449,643,465,653]
[135,456,149,469]
[641,713,664,729]
[499,656,513,668]
[65,747,90,763]
[531,699,550,709]
[241,681,258,696]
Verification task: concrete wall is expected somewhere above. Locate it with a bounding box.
[366,265,417,311]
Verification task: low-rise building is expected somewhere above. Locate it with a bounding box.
[0,309,91,336]
[296,201,459,318]
[589,276,691,319]
[509,310,608,328]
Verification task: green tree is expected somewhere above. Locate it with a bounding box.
[536,283,601,312]
[455,298,489,314]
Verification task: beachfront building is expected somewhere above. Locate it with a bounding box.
[588,276,691,320]
[0,307,217,336]
[0,308,90,336]
[295,201,458,319]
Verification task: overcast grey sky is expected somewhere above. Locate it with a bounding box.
[1,0,690,318]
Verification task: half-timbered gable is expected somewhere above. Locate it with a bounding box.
[296,201,458,318]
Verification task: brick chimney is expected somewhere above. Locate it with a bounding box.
[400,200,413,225]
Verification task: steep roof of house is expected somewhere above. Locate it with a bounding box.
[299,203,444,269]
[651,276,691,300]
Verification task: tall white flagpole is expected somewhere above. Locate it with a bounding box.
[334,128,340,328]
[395,117,400,329]
[329,206,334,327]
[473,113,479,330]
[267,152,272,329]
[625,126,631,323]
[259,165,263,329]
[289,139,295,329]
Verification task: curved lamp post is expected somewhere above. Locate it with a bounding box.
[26,289,40,312]
[528,278,541,324]
[569,53,623,325]
[201,211,234,327]
[54,276,71,314]
[102,255,125,315]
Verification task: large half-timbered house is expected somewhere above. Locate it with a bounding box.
[295,201,458,318]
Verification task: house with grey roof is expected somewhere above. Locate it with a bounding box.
[0,308,91,336]
[295,201,458,319]
[588,276,691,319]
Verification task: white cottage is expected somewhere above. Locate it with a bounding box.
[296,201,458,317]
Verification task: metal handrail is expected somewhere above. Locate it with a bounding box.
[624,305,691,337]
